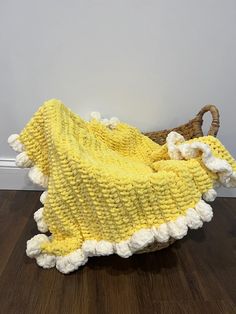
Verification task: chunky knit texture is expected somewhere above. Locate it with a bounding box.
[8,99,236,273]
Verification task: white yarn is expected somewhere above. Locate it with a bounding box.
[203,188,217,202]
[101,118,110,126]
[15,152,33,168]
[56,259,76,274]
[152,224,170,243]
[115,241,132,258]
[28,166,48,188]
[167,216,188,239]
[8,134,24,152]
[89,112,120,129]
[36,254,56,269]
[109,117,120,129]
[166,132,185,160]
[26,234,50,258]
[95,240,114,256]
[8,134,48,187]
[40,191,48,205]
[185,208,203,229]
[177,143,199,159]
[130,229,154,250]
[167,131,236,188]
[56,249,88,274]
[34,207,49,233]
[195,199,213,222]
[90,111,101,120]
[82,240,98,256]
[101,117,120,129]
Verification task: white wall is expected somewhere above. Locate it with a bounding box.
[0,0,236,195]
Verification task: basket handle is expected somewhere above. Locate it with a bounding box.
[196,104,220,136]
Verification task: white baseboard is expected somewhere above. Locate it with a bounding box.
[0,158,42,190]
[0,158,235,196]
[218,187,236,197]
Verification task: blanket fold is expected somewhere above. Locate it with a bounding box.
[8,99,236,273]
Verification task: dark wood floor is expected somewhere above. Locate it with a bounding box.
[0,191,236,314]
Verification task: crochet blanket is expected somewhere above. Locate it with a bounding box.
[8,99,236,274]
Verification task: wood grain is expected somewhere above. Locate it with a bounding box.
[0,191,235,314]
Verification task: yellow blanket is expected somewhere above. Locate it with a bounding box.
[8,99,236,273]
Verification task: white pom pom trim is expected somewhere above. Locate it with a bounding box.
[82,240,98,256]
[115,241,132,258]
[15,152,33,168]
[167,131,236,188]
[151,224,170,243]
[203,188,217,202]
[109,117,120,126]
[8,134,24,152]
[40,191,48,205]
[25,197,215,274]
[26,234,50,258]
[108,117,120,129]
[95,240,114,256]
[36,254,56,269]
[195,199,213,222]
[28,166,48,188]
[129,229,154,250]
[56,249,88,274]
[89,112,120,129]
[101,118,110,126]
[167,216,188,239]
[34,207,49,233]
[8,134,49,188]
[90,111,101,120]
[185,208,203,229]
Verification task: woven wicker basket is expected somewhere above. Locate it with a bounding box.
[136,104,220,254]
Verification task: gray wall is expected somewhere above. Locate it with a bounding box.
[0,0,236,194]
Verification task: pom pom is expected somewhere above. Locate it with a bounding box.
[56,249,88,274]
[130,229,154,250]
[90,112,101,120]
[34,207,48,233]
[82,240,97,256]
[115,241,132,258]
[203,189,217,202]
[167,216,188,239]
[109,117,120,129]
[36,254,56,269]
[195,200,213,222]
[185,208,203,229]
[166,131,185,160]
[8,134,24,152]
[26,234,49,258]
[101,118,110,126]
[152,224,170,243]
[15,152,32,168]
[40,191,48,205]
[28,166,48,188]
[95,240,114,256]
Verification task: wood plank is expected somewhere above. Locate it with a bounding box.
[0,192,235,313]
[0,190,40,275]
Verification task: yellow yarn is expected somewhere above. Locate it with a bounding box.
[17,99,236,256]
